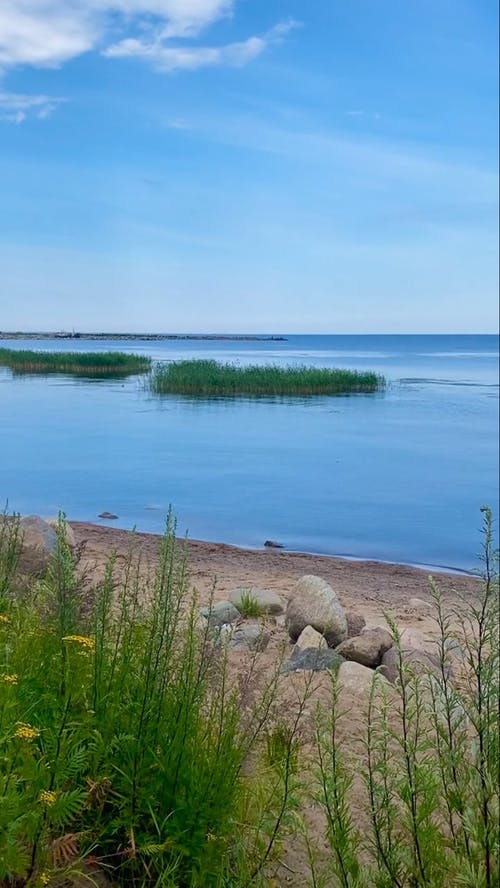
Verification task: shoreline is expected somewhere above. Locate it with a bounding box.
[71,522,482,613]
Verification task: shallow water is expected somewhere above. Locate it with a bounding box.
[1,334,498,571]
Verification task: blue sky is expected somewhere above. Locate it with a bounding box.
[0,0,498,333]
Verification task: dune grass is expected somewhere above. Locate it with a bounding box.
[150,359,384,397]
[0,348,151,377]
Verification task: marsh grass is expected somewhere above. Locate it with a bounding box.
[149,359,385,397]
[0,349,151,377]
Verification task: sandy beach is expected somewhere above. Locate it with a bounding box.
[71,521,482,633]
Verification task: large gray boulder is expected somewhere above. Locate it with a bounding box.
[229,587,285,615]
[336,627,393,668]
[286,575,347,647]
[18,516,57,578]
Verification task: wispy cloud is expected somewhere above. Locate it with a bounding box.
[103,19,300,72]
[0,91,66,124]
[0,2,297,73]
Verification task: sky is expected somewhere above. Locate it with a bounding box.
[0,0,498,334]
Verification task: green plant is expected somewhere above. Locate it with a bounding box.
[149,359,385,398]
[237,591,265,618]
[309,507,499,887]
[0,511,298,888]
[0,349,151,377]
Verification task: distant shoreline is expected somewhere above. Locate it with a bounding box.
[0,332,287,342]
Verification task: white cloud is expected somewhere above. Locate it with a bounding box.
[0,90,66,123]
[104,17,298,72]
[0,2,295,74]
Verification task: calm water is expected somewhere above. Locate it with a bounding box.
[1,334,498,571]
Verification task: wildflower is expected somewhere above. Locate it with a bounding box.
[14,723,40,742]
[39,872,50,886]
[1,673,18,684]
[39,790,58,807]
[0,614,9,624]
[62,635,95,651]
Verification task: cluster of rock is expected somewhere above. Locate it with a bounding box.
[203,574,447,686]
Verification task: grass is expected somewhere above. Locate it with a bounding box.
[0,508,497,888]
[149,359,385,397]
[0,348,151,377]
[236,590,265,618]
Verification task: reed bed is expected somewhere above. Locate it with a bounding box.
[150,359,384,397]
[0,348,151,376]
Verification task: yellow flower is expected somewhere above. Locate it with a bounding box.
[39,790,58,807]
[62,635,95,651]
[1,674,18,684]
[14,723,40,742]
[0,614,9,624]
[39,872,50,886]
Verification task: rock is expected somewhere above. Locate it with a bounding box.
[338,660,388,692]
[336,627,393,668]
[45,518,76,548]
[399,627,432,651]
[408,597,434,613]
[346,610,367,637]
[201,600,240,628]
[281,648,344,674]
[264,540,284,549]
[379,646,449,684]
[231,623,270,652]
[17,516,57,578]
[285,575,347,647]
[229,588,285,615]
[98,512,118,520]
[293,625,328,653]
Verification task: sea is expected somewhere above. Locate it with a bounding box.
[1,334,498,572]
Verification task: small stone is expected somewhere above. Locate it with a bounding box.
[264,540,284,548]
[231,623,270,652]
[201,600,240,628]
[286,575,347,647]
[98,512,118,520]
[281,648,344,674]
[336,628,393,668]
[293,625,328,653]
[229,588,285,615]
[346,611,367,637]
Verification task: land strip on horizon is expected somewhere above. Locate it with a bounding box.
[0,332,287,342]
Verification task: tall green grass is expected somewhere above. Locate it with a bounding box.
[0,349,151,376]
[149,360,385,397]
